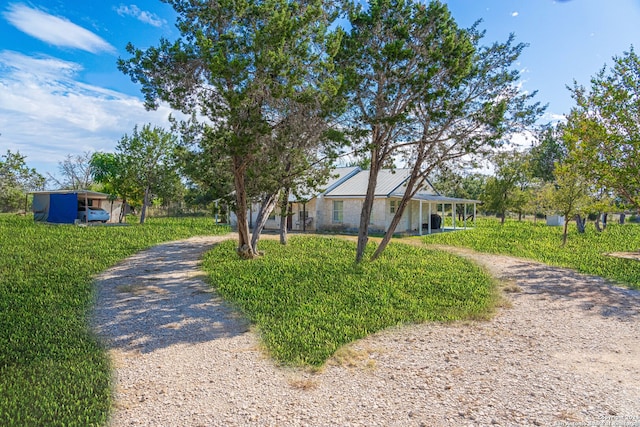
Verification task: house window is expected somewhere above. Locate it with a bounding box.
[390,200,397,214]
[332,200,343,223]
[268,211,276,220]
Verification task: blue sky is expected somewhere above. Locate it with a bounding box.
[2,1,640,181]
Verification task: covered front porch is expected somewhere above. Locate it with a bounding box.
[393,194,480,236]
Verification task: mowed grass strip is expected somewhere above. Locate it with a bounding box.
[424,217,640,290]
[0,215,229,427]
[203,236,497,367]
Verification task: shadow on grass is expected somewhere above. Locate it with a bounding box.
[91,236,249,354]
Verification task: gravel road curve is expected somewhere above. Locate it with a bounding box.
[91,235,640,427]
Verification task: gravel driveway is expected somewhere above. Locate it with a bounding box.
[92,235,640,427]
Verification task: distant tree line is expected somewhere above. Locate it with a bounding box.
[0,150,45,213]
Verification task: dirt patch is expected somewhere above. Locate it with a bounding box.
[606,251,640,261]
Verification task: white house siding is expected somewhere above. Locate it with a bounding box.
[230,167,478,235]
[250,199,321,232]
[316,198,364,232]
[291,199,318,231]
[316,197,408,233]
[407,201,435,232]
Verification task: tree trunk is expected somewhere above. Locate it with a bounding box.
[371,168,422,261]
[250,191,280,254]
[119,198,127,223]
[620,213,626,224]
[140,186,150,224]
[372,192,412,261]
[595,212,606,232]
[575,214,586,233]
[562,219,569,246]
[233,158,255,259]
[355,156,381,263]
[500,212,506,225]
[279,188,291,245]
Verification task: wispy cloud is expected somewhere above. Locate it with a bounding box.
[3,3,115,54]
[115,4,166,27]
[511,11,519,17]
[543,112,567,123]
[0,50,177,174]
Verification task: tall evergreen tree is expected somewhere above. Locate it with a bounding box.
[119,0,342,258]
[337,0,543,261]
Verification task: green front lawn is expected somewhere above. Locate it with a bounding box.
[0,215,229,426]
[203,236,498,366]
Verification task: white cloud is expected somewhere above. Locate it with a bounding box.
[0,50,179,177]
[3,3,115,54]
[115,4,166,27]
[511,11,519,17]
[542,112,567,124]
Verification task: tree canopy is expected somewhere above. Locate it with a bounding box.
[482,150,531,223]
[91,124,182,224]
[119,0,343,257]
[47,152,95,190]
[337,0,544,261]
[565,46,640,210]
[0,150,45,213]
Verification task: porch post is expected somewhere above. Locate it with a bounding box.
[463,203,467,229]
[474,203,477,228]
[428,202,432,235]
[453,203,456,230]
[303,203,307,232]
[419,200,423,236]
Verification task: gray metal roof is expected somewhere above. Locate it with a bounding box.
[325,169,439,198]
[290,166,361,201]
[392,193,481,204]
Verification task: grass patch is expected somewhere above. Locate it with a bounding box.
[202,236,497,367]
[0,215,229,426]
[425,217,640,290]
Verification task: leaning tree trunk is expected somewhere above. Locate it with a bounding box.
[562,219,569,246]
[279,187,291,245]
[119,198,127,223]
[595,212,606,232]
[250,191,280,254]
[139,186,150,224]
[233,160,256,259]
[575,214,586,233]
[371,168,422,261]
[371,191,413,261]
[356,155,381,263]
